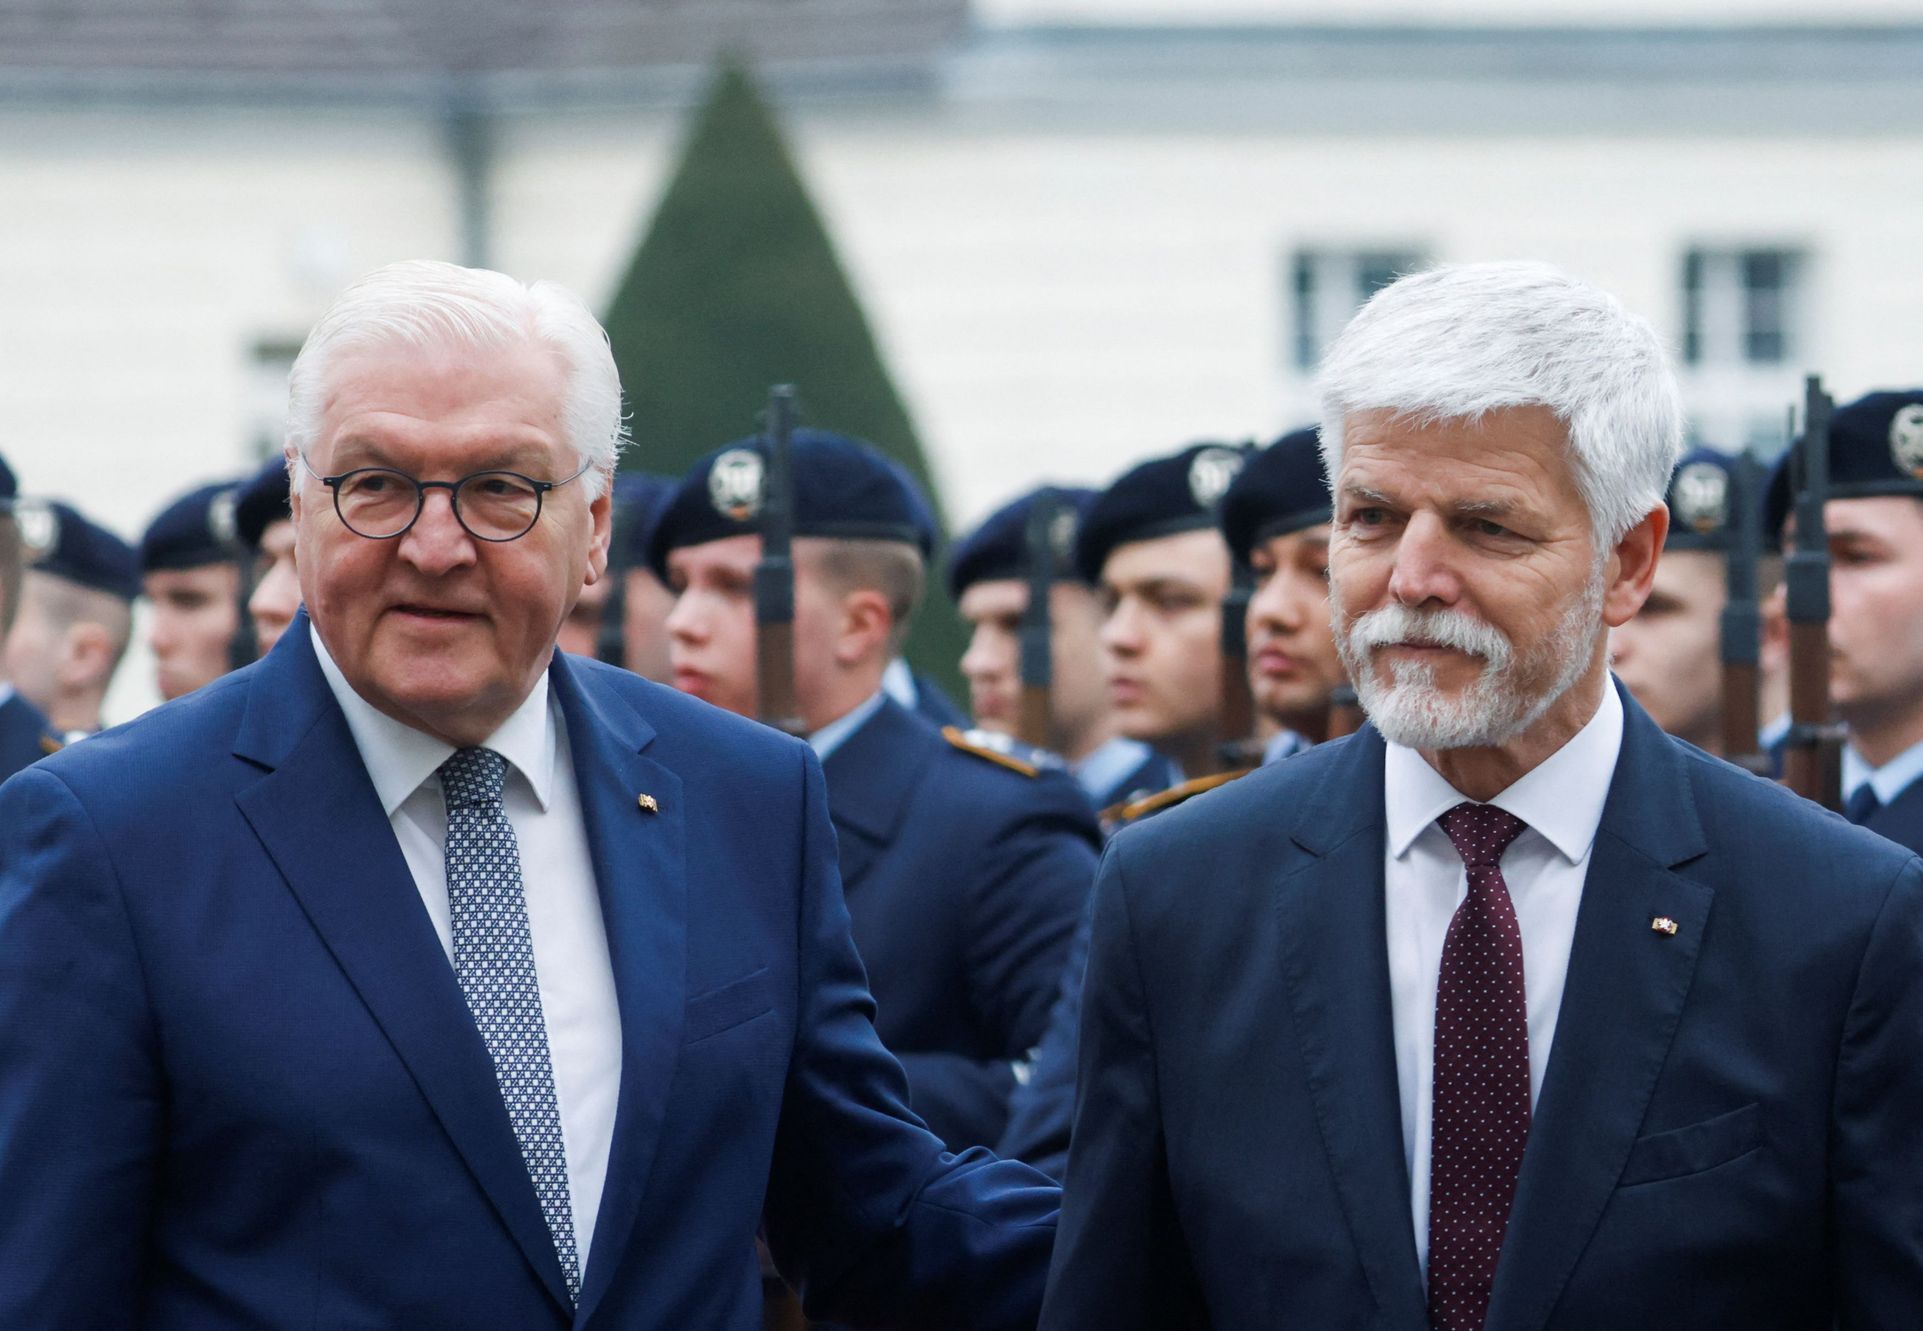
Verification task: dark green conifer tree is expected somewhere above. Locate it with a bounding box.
[604,57,967,703]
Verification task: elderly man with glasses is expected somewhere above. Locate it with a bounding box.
[0,261,1057,1331]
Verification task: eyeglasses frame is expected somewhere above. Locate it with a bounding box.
[296,451,594,544]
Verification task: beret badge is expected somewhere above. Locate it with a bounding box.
[708,448,766,523]
[13,496,57,562]
[207,489,240,546]
[1889,403,1923,480]
[1187,446,1245,511]
[1673,460,1730,535]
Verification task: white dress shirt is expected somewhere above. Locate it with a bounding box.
[312,627,622,1273]
[1383,682,1624,1275]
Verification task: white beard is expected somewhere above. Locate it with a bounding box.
[1333,570,1603,750]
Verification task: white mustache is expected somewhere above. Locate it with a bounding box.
[1347,603,1512,669]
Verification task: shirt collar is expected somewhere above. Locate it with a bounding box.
[1385,680,1624,863]
[808,689,888,763]
[1263,729,1310,766]
[310,623,556,816]
[1844,733,1923,807]
[0,683,13,708]
[881,657,917,709]
[1072,735,1155,800]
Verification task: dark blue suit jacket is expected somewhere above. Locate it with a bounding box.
[822,697,1098,1151]
[1041,688,1923,1328]
[0,689,56,781]
[0,620,1058,1331]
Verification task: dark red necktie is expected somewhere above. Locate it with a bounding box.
[1429,802,1531,1331]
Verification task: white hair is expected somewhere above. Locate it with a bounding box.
[284,259,626,498]
[1315,261,1683,546]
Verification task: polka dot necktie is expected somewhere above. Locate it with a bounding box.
[1429,802,1531,1331]
[440,747,581,1305]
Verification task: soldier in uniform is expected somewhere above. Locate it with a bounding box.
[140,479,243,701]
[2,499,138,741]
[652,428,1099,1151]
[949,485,1173,811]
[1767,388,1923,849]
[234,455,297,655]
[1220,426,1346,764]
[1074,442,1249,821]
[1610,448,1741,755]
[0,452,61,777]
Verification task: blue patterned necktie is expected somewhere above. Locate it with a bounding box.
[439,746,582,1304]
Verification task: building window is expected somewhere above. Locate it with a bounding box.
[1682,248,1803,368]
[247,336,303,459]
[1289,248,1425,371]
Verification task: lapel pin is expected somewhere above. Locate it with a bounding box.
[636,793,659,814]
[1651,915,1679,936]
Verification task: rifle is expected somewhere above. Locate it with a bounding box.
[1212,560,1260,771]
[1015,488,1059,751]
[1325,683,1365,740]
[1782,375,1844,810]
[1719,450,1770,775]
[754,385,805,736]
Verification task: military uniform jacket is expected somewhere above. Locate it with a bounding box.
[0,691,57,783]
[820,696,1100,1151]
[1855,774,1923,857]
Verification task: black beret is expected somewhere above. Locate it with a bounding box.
[1765,389,1923,538]
[17,499,139,601]
[1073,441,1251,584]
[0,449,14,508]
[233,457,292,552]
[1660,447,1745,554]
[946,486,1098,601]
[1218,427,1331,565]
[611,472,678,571]
[141,480,242,573]
[648,429,937,580]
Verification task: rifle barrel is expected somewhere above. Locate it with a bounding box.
[1016,490,1058,750]
[1782,376,1844,810]
[754,385,804,735]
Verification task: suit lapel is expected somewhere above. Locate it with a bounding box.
[1275,728,1429,1322]
[231,620,574,1312]
[548,657,688,1328]
[1487,690,1713,1331]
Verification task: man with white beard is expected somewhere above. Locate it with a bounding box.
[1040,261,1923,1330]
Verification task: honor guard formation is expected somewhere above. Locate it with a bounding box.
[0,258,1918,1329]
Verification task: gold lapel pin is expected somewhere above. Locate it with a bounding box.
[1651,916,1679,936]
[636,793,659,814]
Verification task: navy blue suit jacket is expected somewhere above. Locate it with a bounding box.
[0,621,1058,1330]
[1041,688,1923,1328]
[0,689,56,781]
[822,697,1098,1151]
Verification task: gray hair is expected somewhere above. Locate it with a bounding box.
[1315,261,1684,546]
[284,259,626,499]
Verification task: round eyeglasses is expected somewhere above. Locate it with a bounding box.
[298,453,593,543]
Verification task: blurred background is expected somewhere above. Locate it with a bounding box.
[5,0,1922,721]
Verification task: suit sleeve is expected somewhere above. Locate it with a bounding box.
[763,746,1061,1331]
[1831,856,1923,1325]
[995,888,1096,1179]
[0,768,161,1327]
[901,773,1097,1150]
[1038,838,1204,1330]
